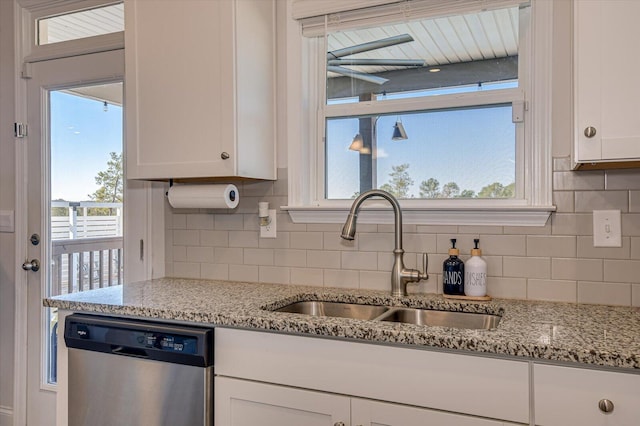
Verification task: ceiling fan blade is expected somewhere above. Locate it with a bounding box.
[327,34,414,60]
[327,66,389,85]
[328,58,425,67]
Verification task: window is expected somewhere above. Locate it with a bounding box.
[286,0,554,226]
[37,3,124,45]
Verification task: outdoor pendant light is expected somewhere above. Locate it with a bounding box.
[349,133,364,151]
[392,119,408,141]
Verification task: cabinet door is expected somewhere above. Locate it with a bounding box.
[351,398,511,426]
[574,0,640,163]
[215,377,350,426]
[534,364,640,425]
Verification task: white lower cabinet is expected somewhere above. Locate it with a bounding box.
[214,377,349,426]
[215,376,513,426]
[534,364,640,425]
[214,328,530,425]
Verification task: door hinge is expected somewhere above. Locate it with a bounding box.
[14,123,27,138]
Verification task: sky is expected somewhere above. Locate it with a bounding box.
[50,90,123,201]
[325,86,516,199]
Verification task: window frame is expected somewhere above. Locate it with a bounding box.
[284,0,554,226]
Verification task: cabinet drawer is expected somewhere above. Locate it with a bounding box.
[534,364,640,425]
[215,328,529,423]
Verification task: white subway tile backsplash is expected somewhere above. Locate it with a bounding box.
[259,266,290,284]
[214,214,244,231]
[274,249,307,267]
[341,251,378,271]
[166,163,640,306]
[290,267,323,286]
[229,231,259,248]
[603,259,640,283]
[577,236,630,259]
[307,250,341,269]
[258,232,290,249]
[487,277,527,299]
[324,269,359,289]
[229,264,258,282]
[173,230,200,246]
[480,235,526,256]
[578,281,631,306]
[359,271,392,291]
[186,213,214,230]
[527,235,576,257]
[357,232,394,252]
[622,214,640,236]
[244,248,274,266]
[290,232,323,249]
[552,257,603,281]
[553,191,575,213]
[173,262,201,279]
[527,279,576,303]
[605,169,640,190]
[553,170,604,191]
[200,230,229,247]
[201,263,229,280]
[214,247,243,264]
[574,190,628,212]
[186,246,214,263]
[322,232,357,251]
[503,257,551,279]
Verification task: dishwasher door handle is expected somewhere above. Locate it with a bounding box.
[111,345,149,359]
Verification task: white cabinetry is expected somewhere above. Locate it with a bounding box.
[215,377,510,426]
[124,0,275,180]
[534,364,640,425]
[215,328,530,424]
[574,0,640,166]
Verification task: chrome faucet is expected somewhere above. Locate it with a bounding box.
[341,189,428,297]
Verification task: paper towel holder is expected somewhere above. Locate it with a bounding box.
[258,202,271,226]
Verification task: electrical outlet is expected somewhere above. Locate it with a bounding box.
[593,210,621,247]
[260,209,277,238]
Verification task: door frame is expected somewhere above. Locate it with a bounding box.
[12,2,164,424]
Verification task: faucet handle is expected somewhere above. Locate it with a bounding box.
[420,252,429,280]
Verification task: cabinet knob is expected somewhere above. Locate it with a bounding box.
[221,152,230,160]
[598,398,614,413]
[333,423,345,426]
[584,126,597,138]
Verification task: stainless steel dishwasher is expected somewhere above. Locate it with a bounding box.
[64,314,214,426]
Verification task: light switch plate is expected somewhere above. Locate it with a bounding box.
[0,210,14,233]
[593,210,621,247]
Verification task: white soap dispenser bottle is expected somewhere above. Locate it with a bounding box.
[465,239,487,297]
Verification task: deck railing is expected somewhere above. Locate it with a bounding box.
[51,201,123,296]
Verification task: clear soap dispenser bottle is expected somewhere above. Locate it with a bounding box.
[443,239,464,295]
[465,239,487,297]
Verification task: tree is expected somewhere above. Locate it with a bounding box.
[419,178,440,198]
[88,152,123,215]
[478,181,514,198]
[379,163,413,198]
[458,189,476,198]
[441,182,460,198]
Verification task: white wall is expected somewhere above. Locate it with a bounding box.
[0,0,17,423]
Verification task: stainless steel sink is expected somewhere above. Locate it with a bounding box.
[274,301,389,320]
[272,301,501,329]
[376,308,500,329]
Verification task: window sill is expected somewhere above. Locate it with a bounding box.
[283,205,555,227]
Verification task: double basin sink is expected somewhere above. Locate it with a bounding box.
[272,300,500,330]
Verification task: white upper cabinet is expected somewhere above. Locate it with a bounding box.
[574,0,640,166]
[125,0,276,180]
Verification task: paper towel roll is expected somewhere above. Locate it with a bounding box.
[167,184,239,209]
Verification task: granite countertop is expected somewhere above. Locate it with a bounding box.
[44,278,640,371]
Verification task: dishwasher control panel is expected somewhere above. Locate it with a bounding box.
[65,314,214,367]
